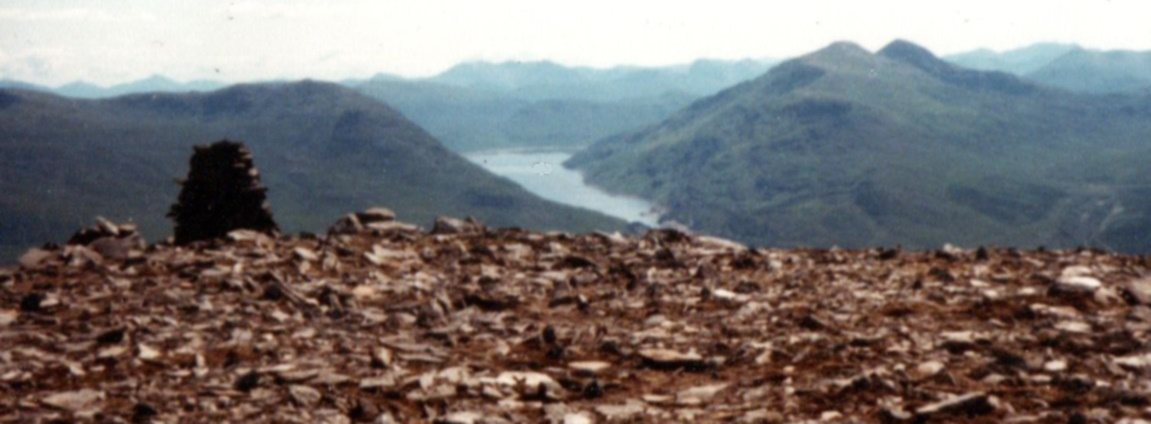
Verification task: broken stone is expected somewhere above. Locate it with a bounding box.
[676,383,728,405]
[435,411,484,424]
[915,392,995,418]
[1122,278,1151,305]
[638,348,706,370]
[432,216,485,235]
[562,412,594,424]
[1054,320,1092,334]
[0,309,16,326]
[293,247,319,261]
[568,360,611,376]
[912,360,945,380]
[357,207,396,224]
[137,343,162,361]
[329,213,365,235]
[42,389,105,412]
[288,385,322,407]
[18,247,55,269]
[490,371,564,395]
[1052,275,1102,295]
[1113,353,1151,371]
[1044,359,1068,372]
[594,400,645,420]
[359,375,397,389]
[371,347,393,368]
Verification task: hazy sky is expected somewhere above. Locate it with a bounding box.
[2,0,1149,86]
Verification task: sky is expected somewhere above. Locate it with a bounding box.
[1,0,1149,86]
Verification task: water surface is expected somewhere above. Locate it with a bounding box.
[465,149,660,226]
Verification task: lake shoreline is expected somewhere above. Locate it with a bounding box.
[464,149,664,226]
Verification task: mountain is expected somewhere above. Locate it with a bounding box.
[355,78,693,151]
[568,40,1151,252]
[1026,47,1151,94]
[55,81,109,98]
[52,75,228,98]
[0,82,626,261]
[428,59,777,102]
[944,42,1078,75]
[431,60,591,94]
[0,79,51,93]
[353,59,776,152]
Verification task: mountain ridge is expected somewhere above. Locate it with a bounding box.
[568,40,1151,252]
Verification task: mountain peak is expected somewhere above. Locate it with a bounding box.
[815,41,871,58]
[798,41,876,69]
[880,39,1040,95]
[878,39,946,69]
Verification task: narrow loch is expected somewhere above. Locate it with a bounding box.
[464,149,661,227]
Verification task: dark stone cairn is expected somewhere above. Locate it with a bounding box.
[168,140,279,245]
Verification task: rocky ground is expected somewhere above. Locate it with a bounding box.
[3,210,1151,423]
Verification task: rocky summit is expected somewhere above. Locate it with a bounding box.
[3,211,1151,423]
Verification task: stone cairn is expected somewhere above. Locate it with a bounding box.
[168,140,279,245]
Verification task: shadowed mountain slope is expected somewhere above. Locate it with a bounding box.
[0,81,626,260]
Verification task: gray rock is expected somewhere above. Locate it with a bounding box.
[42,389,105,412]
[915,392,995,418]
[432,216,484,235]
[288,385,322,407]
[1123,278,1151,305]
[357,207,396,224]
[329,213,364,235]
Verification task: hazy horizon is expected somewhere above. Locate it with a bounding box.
[3,0,1150,87]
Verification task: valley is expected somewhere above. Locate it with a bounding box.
[4,40,1151,258]
[464,149,661,226]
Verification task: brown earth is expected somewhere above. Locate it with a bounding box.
[3,211,1151,423]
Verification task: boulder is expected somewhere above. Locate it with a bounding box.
[67,217,145,259]
[432,216,485,235]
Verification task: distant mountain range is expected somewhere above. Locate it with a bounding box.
[943,43,1079,75]
[1026,47,1151,94]
[425,59,778,102]
[0,81,625,261]
[354,77,696,152]
[2,60,777,153]
[569,40,1151,252]
[946,44,1151,94]
[0,75,228,99]
[352,59,777,151]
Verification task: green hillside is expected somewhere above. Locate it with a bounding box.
[0,81,626,261]
[569,40,1151,252]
